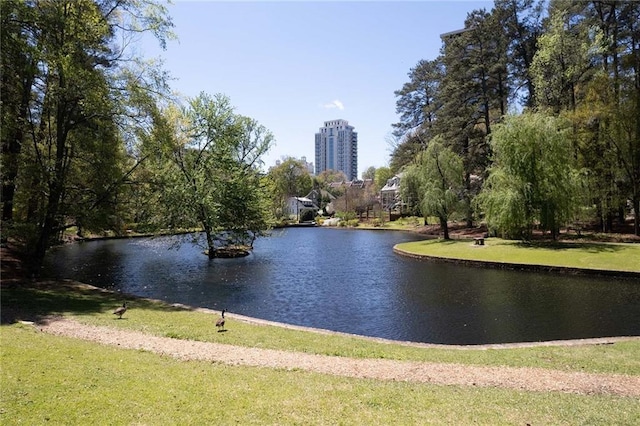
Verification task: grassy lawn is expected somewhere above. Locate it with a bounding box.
[353,215,427,231]
[3,324,639,425]
[395,238,640,273]
[3,284,640,376]
[2,257,639,424]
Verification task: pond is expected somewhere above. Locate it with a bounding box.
[43,227,640,345]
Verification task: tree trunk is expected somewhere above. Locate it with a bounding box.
[464,171,473,227]
[633,197,639,236]
[33,183,63,274]
[440,216,450,240]
[203,223,216,259]
[206,237,216,259]
[32,67,71,273]
[606,210,614,233]
[1,66,34,224]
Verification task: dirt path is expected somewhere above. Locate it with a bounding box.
[37,317,640,398]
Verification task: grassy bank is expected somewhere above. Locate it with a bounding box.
[4,217,639,422]
[3,284,640,374]
[2,325,637,425]
[2,284,639,424]
[395,238,640,273]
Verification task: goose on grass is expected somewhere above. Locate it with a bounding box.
[113,302,127,319]
[216,309,226,331]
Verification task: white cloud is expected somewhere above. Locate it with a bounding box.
[321,100,345,110]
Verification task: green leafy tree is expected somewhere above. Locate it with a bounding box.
[435,9,510,227]
[388,133,426,174]
[576,1,640,236]
[313,169,348,199]
[1,0,37,226]
[530,8,595,113]
[0,0,174,270]
[398,168,421,216]
[362,166,376,181]
[221,115,274,245]
[401,137,464,239]
[494,0,545,107]
[373,166,394,191]
[392,59,443,141]
[267,158,313,220]
[531,1,640,235]
[603,101,640,236]
[315,169,348,185]
[476,113,582,239]
[155,93,274,258]
[389,59,443,174]
[569,76,628,234]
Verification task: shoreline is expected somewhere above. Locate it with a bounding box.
[201,305,640,350]
[392,246,640,279]
[5,278,640,349]
[3,231,638,346]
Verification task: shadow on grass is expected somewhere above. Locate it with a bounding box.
[514,241,628,253]
[0,279,195,326]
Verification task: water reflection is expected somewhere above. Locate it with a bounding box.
[43,228,640,344]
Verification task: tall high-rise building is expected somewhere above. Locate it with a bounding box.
[314,119,358,180]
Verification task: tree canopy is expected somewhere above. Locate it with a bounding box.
[476,113,582,239]
[401,137,464,239]
[1,0,175,269]
[149,93,274,258]
[391,0,640,236]
[2,0,639,272]
[266,157,313,221]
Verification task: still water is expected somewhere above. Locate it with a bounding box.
[43,228,640,345]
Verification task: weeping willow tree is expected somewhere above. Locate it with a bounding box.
[476,113,583,240]
[401,136,464,239]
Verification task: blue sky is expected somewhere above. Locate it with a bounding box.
[140,0,493,177]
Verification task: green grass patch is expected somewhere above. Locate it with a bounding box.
[358,215,427,231]
[2,285,639,375]
[396,238,640,272]
[2,324,639,425]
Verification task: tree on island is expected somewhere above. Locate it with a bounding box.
[150,93,274,258]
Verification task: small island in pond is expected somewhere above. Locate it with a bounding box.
[207,246,252,258]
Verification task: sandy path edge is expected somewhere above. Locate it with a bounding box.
[34,318,640,398]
